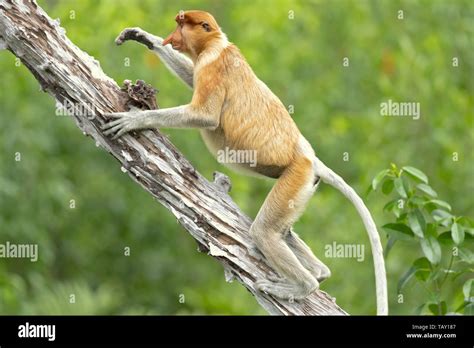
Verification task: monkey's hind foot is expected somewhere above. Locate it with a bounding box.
[307,262,331,283]
[255,277,318,301]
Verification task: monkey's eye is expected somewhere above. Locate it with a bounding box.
[201,22,211,32]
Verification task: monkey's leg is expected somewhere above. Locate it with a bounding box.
[285,230,331,282]
[252,157,319,300]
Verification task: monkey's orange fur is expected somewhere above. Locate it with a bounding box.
[167,11,303,180]
[102,11,388,312]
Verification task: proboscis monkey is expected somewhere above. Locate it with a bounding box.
[102,10,388,315]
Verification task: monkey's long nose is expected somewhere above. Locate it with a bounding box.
[162,34,173,46]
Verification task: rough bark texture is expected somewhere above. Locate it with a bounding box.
[0,0,347,315]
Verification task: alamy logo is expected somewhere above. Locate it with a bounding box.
[324,242,365,262]
[55,100,96,119]
[380,99,420,120]
[0,241,38,262]
[217,146,257,167]
[18,322,55,341]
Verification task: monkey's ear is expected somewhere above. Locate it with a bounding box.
[201,21,211,32]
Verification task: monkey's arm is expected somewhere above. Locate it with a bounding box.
[101,105,218,139]
[116,28,194,89]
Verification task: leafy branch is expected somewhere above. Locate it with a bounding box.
[370,164,474,315]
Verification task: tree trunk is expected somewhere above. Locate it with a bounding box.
[0,0,347,315]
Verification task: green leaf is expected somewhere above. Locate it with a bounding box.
[440,301,447,315]
[428,302,446,315]
[372,169,390,190]
[425,223,438,236]
[432,209,452,220]
[398,267,417,293]
[394,199,404,218]
[432,209,453,226]
[464,227,474,237]
[426,199,452,212]
[381,179,394,195]
[420,235,442,264]
[455,301,469,313]
[429,269,444,282]
[458,216,474,228]
[382,223,414,241]
[384,199,404,218]
[458,248,474,264]
[451,222,465,245]
[414,257,432,269]
[397,212,408,221]
[414,303,426,315]
[409,196,425,207]
[364,184,373,197]
[394,177,407,198]
[465,302,474,315]
[463,279,473,301]
[408,210,426,238]
[428,303,439,315]
[402,175,411,196]
[383,199,397,213]
[437,231,453,245]
[416,183,437,197]
[413,257,431,281]
[402,166,429,183]
[384,236,397,258]
[452,268,473,281]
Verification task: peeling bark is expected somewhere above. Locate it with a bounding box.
[0,0,347,315]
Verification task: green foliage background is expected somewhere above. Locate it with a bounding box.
[0,0,472,315]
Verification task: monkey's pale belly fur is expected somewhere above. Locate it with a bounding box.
[199,70,304,178]
[200,126,297,179]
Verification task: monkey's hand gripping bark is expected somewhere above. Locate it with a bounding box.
[101,110,145,139]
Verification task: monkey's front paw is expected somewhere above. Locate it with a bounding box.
[115,28,157,50]
[101,112,140,139]
[115,27,143,45]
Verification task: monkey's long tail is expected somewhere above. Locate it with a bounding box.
[313,156,388,315]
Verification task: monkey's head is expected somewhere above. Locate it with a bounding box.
[163,10,223,59]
